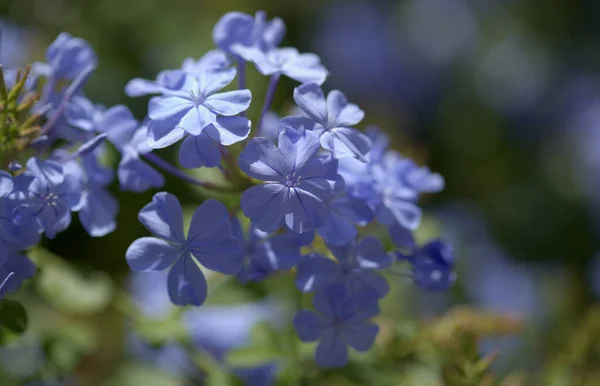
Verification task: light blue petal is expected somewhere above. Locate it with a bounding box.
[138,192,185,243]
[198,67,237,96]
[178,133,222,169]
[167,255,207,306]
[326,90,364,127]
[177,105,216,136]
[293,83,328,125]
[204,115,251,146]
[283,53,328,85]
[238,138,287,181]
[148,96,193,121]
[126,237,181,272]
[147,116,187,149]
[204,89,252,116]
[320,127,371,162]
[79,187,118,237]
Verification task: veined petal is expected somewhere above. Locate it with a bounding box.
[167,255,207,306]
[326,90,364,127]
[147,117,187,149]
[148,96,194,121]
[294,310,329,342]
[177,105,216,136]
[285,187,328,233]
[240,184,287,232]
[138,192,185,243]
[321,128,371,162]
[178,133,222,169]
[126,237,181,272]
[238,138,288,181]
[198,67,237,96]
[295,253,339,292]
[204,90,252,116]
[204,115,251,146]
[315,332,348,368]
[293,83,328,124]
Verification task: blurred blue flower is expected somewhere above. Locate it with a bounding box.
[213,11,285,63]
[231,216,311,283]
[294,284,379,368]
[397,238,456,291]
[117,124,165,193]
[34,32,97,82]
[0,252,36,299]
[291,83,370,161]
[253,48,328,85]
[126,193,242,306]
[317,192,373,245]
[239,128,344,233]
[296,237,391,298]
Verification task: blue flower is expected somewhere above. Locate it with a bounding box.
[253,48,328,85]
[231,216,312,283]
[317,192,373,245]
[125,50,230,97]
[296,237,392,298]
[291,83,371,161]
[213,11,285,63]
[0,252,36,299]
[126,193,242,306]
[294,284,379,368]
[398,239,456,291]
[239,128,344,233]
[66,95,138,148]
[14,158,82,239]
[146,69,251,150]
[34,32,97,82]
[234,364,278,386]
[59,150,119,237]
[117,123,165,193]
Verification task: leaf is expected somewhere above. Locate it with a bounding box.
[101,363,183,386]
[34,251,114,314]
[0,300,28,334]
[226,345,279,367]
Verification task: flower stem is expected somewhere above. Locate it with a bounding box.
[255,73,281,139]
[142,152,235,193]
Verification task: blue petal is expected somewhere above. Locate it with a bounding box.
[283,53,328,85]
[321,127,372,162]
[187,199,243,275]
[295,253,339,292]
[278,127,321,172]
[286,188,328,233]
[294,310,329,341]
[167,255,207,306]
[293,83,328,125]
[377,200,422,230]
[354,237,392,269]
[326,90,364,127]
[125,78,163,97]
[238,138,288,181]
[97,105,138,148]
[344,322,378,352]
[204,90,252,116]
[317,211,357,246]
[0,252,36,298]
[204,115,251,146]
[240,184,287,232]
[118,151,165,193]
[388,223,416,250]
[126,237,181,272]
[25,157,64,186]
[138,192,185,243]
[198,67,237,96]
[177,105,217,136]
[147,116,186,149]
[148,96,193,121]
[315,332,348,368]
[79,187,118,237]
[0,171,13,196]
[179,133,222,169]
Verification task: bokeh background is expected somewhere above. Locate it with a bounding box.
[1,0,600,384]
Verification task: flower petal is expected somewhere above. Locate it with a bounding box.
[326,90,364,127]
[240,184,287,232]
[283,53,328,85]
[147,117,187,149]
[177,105,216,136]
[79,187,118,237]
[167,255,207,306]
[278,127,321,172]
[204,90,252,116]
[285,188,328,233]
[344,322,378,352]
[315,332,348,368]
[204,115,251,146]
[126,237,181,272]
[295,253,339,292]
[320,127,371,162]
[179,133,222,169]
[294,310,329,341]
[238,138,288,181]
[148,96,194,121]
[293,83,328,125]
[198,67,237,96]
[138,192,185,243]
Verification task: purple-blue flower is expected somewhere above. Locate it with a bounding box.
[231,216,312,283]
[290,83,371,161]
[294,284,379,368]
[117,124,165,193]
[397,238,456,291]
[253,48,328,85]
[238,128,344,233]
[213,11,285,63]
[145,69,251,158]
[296,237,392,298]
[318,192,373,245]
[126,193,242,306]
[14,158,82,239]
[0,252,36,299]
[34,32,97,82]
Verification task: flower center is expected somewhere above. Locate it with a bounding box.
[189,90,205,106]
[43,192,59,207]
[284,172,301,188]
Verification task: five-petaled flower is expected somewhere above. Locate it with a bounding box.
[126,193,243,306]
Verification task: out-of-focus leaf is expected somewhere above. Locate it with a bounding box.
[32,248,114,314]
[226,346,279,368]
[0,300,28,334]
[0,333,45,378]
[101,363,183,386]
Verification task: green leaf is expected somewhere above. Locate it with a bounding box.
[33,249,114,314]
[102,363,183,386]
[226,345,279,367]
[0,300,28,334]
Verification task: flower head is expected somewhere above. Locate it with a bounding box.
[239,128,344,233]
[126,193,242,306]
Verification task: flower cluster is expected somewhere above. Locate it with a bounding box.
[0,10,456,371]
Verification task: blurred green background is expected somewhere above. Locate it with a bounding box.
[2,0,600,384]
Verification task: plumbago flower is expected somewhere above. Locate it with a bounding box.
[0,9,455,379]
[126,193,242,306]
[238,127,344,233]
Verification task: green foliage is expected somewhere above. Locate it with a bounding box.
[0,299,28,336]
